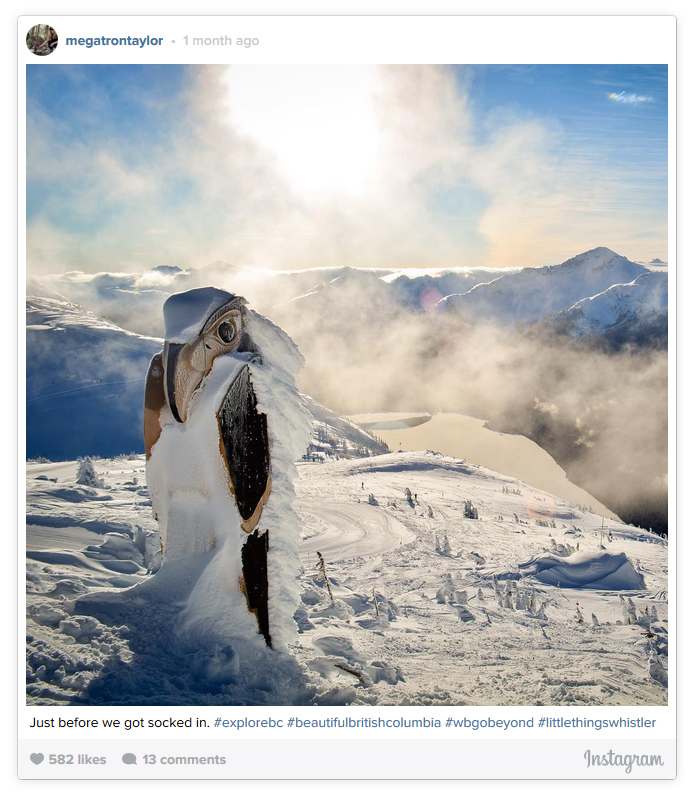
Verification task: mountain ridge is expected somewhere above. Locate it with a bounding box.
[440,247,652,326]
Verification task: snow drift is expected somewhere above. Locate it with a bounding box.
[518,550,645,590]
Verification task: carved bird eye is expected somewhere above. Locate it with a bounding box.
[217,320,237,344]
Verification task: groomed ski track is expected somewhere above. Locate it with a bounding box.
[299,501,415,561]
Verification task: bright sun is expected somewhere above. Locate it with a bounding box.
[221,65,381,198]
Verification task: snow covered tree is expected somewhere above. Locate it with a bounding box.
[464,500,479,519]
[76,457,104,488]
[436,574,455,603]
[624,597,637,625]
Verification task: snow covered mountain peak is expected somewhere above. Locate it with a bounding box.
[440,248,651,326]
[555,246,631,273]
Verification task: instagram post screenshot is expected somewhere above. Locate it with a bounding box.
[18,13,675,781]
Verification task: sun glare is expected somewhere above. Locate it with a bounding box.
[221,65,381,198]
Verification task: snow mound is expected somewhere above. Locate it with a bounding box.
[310,635,403,688]
[518,550,645,590]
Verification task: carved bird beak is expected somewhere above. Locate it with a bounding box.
[162,306,245,423]
[163,338,209,423]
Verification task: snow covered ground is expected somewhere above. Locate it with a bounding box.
[26,451,668,707]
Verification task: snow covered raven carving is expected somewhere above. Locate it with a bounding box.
[144,287,309,649]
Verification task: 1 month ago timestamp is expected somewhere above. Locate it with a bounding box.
[181,35,259,47]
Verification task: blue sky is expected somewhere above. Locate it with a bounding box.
[26,64,668,275]
[27,65,194,235]
[465,64,667,210]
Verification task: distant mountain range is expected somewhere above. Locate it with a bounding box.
[31,247,667,350]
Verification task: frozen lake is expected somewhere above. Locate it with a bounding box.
[349,412,617,519]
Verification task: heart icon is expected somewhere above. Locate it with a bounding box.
[30,753,44,765]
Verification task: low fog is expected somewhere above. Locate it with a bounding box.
[33,262,667,533]
[269,293,667,533]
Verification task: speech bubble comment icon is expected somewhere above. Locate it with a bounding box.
[122,753,137,765]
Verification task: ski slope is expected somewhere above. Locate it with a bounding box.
[300,500,415,561]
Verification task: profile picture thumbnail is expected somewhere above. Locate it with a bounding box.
[26,24,58,57]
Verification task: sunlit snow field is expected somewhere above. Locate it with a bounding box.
[26,451,668,707]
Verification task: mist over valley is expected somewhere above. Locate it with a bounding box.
[27,246,668,534]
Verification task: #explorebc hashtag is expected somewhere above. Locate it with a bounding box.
[214,717,222,727]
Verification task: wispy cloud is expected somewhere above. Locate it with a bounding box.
[607,91,653,104]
